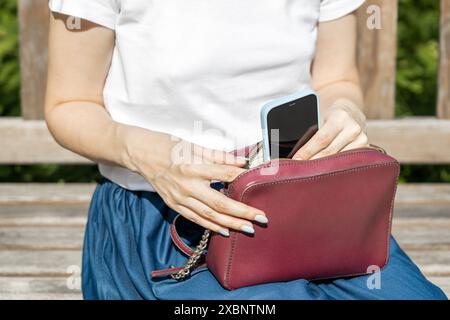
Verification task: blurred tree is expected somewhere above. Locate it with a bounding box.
[396,0,440,116]
[0,165,102,183]
[0,0,20,116]
[396,0,450,182]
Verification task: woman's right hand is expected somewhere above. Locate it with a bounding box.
[45,13,266,236]
[128,134,268,237]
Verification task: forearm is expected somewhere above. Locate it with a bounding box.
[312,13,365,126]
[45,102,171,174]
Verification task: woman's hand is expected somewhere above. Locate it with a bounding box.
[128,136,268,237]
[293,100,369,160]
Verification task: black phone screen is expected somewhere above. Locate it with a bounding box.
[267,94,319,159]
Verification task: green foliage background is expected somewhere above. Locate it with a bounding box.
[0,0,19,117]
[0,0,449,183]
[396,0,440,116]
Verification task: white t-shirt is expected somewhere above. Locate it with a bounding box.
[49,0,365,191]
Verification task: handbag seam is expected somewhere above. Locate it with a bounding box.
[382,163,401,269]
[227,148,389,196]
[241,161,398,190]
[225,161,400,288]
[224,232,238,289]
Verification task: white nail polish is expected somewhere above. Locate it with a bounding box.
[219,229,230,237]
[255,215,268,224]
[240,225,255,234]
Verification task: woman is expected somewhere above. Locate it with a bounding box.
[45,0,446,300]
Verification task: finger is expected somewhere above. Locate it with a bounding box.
[341,132,369,152]
[198,187,268,226]
[182,196,256,233]
[196,147,247,167]
[174,204,231,237]
[310,125,363,160]
[293,121,342,160]
[187,164,246,182]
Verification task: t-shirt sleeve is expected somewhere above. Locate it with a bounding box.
[319,0,366,22]
[48,0,119,30]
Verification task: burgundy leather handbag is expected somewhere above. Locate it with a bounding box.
[152,145,400,290]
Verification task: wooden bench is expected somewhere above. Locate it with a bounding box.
[0,0,449,299]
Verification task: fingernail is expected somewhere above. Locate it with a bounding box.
[240,225,255,234]
[255,214,269,224]
[219,229,230,237]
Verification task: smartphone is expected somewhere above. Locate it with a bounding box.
[261,89,320,161]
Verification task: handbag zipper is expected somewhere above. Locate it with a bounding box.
[224,145,388,196]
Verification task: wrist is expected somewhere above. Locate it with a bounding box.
[118,124,173,177]
[114,123,139,173]
[326,98,366,127]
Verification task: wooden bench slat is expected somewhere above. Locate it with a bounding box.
[0,277,81,298]
[394,204,450,219]
[0,118,91,164]
[0,204,88,227]
[2,118,450,164]
[392,219,450,250]
[0,226,84,250]
[366,118,450,163]
[0,183,95,205]
[0,292,82,300]
[395,184,450,205]
[0,250,81,276]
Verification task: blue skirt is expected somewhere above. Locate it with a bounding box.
[82,178,447,300]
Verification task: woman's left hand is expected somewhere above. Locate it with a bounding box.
[293,100,369,160]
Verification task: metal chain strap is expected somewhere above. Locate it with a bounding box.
[171,229,211,280]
